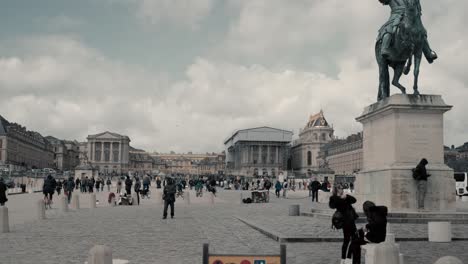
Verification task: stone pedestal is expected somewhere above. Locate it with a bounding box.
[428,222,452,242]
[355,94,455,212]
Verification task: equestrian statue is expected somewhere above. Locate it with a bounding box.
[376,0,438,101]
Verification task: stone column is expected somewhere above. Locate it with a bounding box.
[267,145,271,165]
[110,142,113,163]
[276,146,279,164]
[258,145,262,165]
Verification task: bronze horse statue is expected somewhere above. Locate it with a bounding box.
[376,0,437,101]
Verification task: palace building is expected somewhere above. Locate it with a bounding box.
[291,111,334,177]
[224,127,293,178]
[86,131,131,175]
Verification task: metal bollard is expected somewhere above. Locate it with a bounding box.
[37,199,46,220]
[433,256,463,264]
[60,195,68,213]
[0,206,9,233]
[90,193,97,209]
[289,204,300,216]
[72,194,80,209]
[88,245,112,264]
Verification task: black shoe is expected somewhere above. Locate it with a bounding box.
[162,216,167,219]
[171,216,174,219]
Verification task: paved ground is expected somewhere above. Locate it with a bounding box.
[1,188,468,264]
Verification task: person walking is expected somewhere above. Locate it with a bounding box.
[116,178,122,194]
[329,186,358,264]
[134,177,141,205]
[43,175,57,208]
[56,180,63,196]
[274,180,282,198]
[413,158,431,210]
[125,176,132,195]
[88,177,94,193]
[143,174,150,192]
[162,177,177,219]
[311,177,321,203]
[100,178,104,192]
[64,177,75,204]
[75,178,81,191]
[282,180,288,198]
[106,178,112,192]
[95,179,101,192]
[0,178,8,206]
[347,201,388,264]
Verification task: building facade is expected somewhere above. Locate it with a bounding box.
[224,127,293,178]
[45,136,80,172]
[317,132,363,176]
[86,131,130,175]
[291,111,334,177]
[149,152,224,176]
[0,115,54,169]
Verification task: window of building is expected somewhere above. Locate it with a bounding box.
[321,133,326,140]
[112,142,119,162]
[314,133,318,140]
[0,139,2,148]
[307,151,312,166]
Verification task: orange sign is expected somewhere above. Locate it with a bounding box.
[209,256,281,264]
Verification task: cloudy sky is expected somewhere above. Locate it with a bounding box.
[0,0,467,153]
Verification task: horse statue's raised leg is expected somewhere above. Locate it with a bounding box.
[413,49,423,95]
[391,62,407,94]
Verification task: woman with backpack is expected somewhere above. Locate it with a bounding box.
[329,186,358,264]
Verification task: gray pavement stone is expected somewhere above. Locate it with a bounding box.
[0,188,467,264]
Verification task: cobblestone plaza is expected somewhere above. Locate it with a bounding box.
[1,187,468,264]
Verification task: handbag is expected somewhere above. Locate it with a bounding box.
[332,210,344,229]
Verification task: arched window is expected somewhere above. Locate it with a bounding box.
[307,151,312,166]
[314,133,318,140]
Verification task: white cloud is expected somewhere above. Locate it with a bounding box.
[135,0,214,29]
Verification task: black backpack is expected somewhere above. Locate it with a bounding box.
[412,168,420,180]
[331,210,344,229]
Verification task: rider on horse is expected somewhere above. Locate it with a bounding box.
[378,0,437,63]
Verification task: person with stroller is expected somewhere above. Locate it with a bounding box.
[162,177,177,219]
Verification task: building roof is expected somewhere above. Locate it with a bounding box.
[306,110,329,128]
[87,131,130,141]
[224,126,293,145]
[0,115,9,135]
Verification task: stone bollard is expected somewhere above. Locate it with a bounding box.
[90,194,97,209]
[433,256,464,264]
[131,192,138,206]
[72,194,80,209]
[462,196,468,202]
[0,206,10,233]
[428,222,452,242]
[37,199,46,220]
[88,245,113,264]
[373,240,400,264]
[60,195,68,213]
[289,204,300,216]
[185,191,190,205]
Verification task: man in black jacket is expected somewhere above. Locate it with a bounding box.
[125,176,132,195]
[163,177,177,219]
[414,158,430,209]
[347,201,388,264]
[310,178,321,202]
